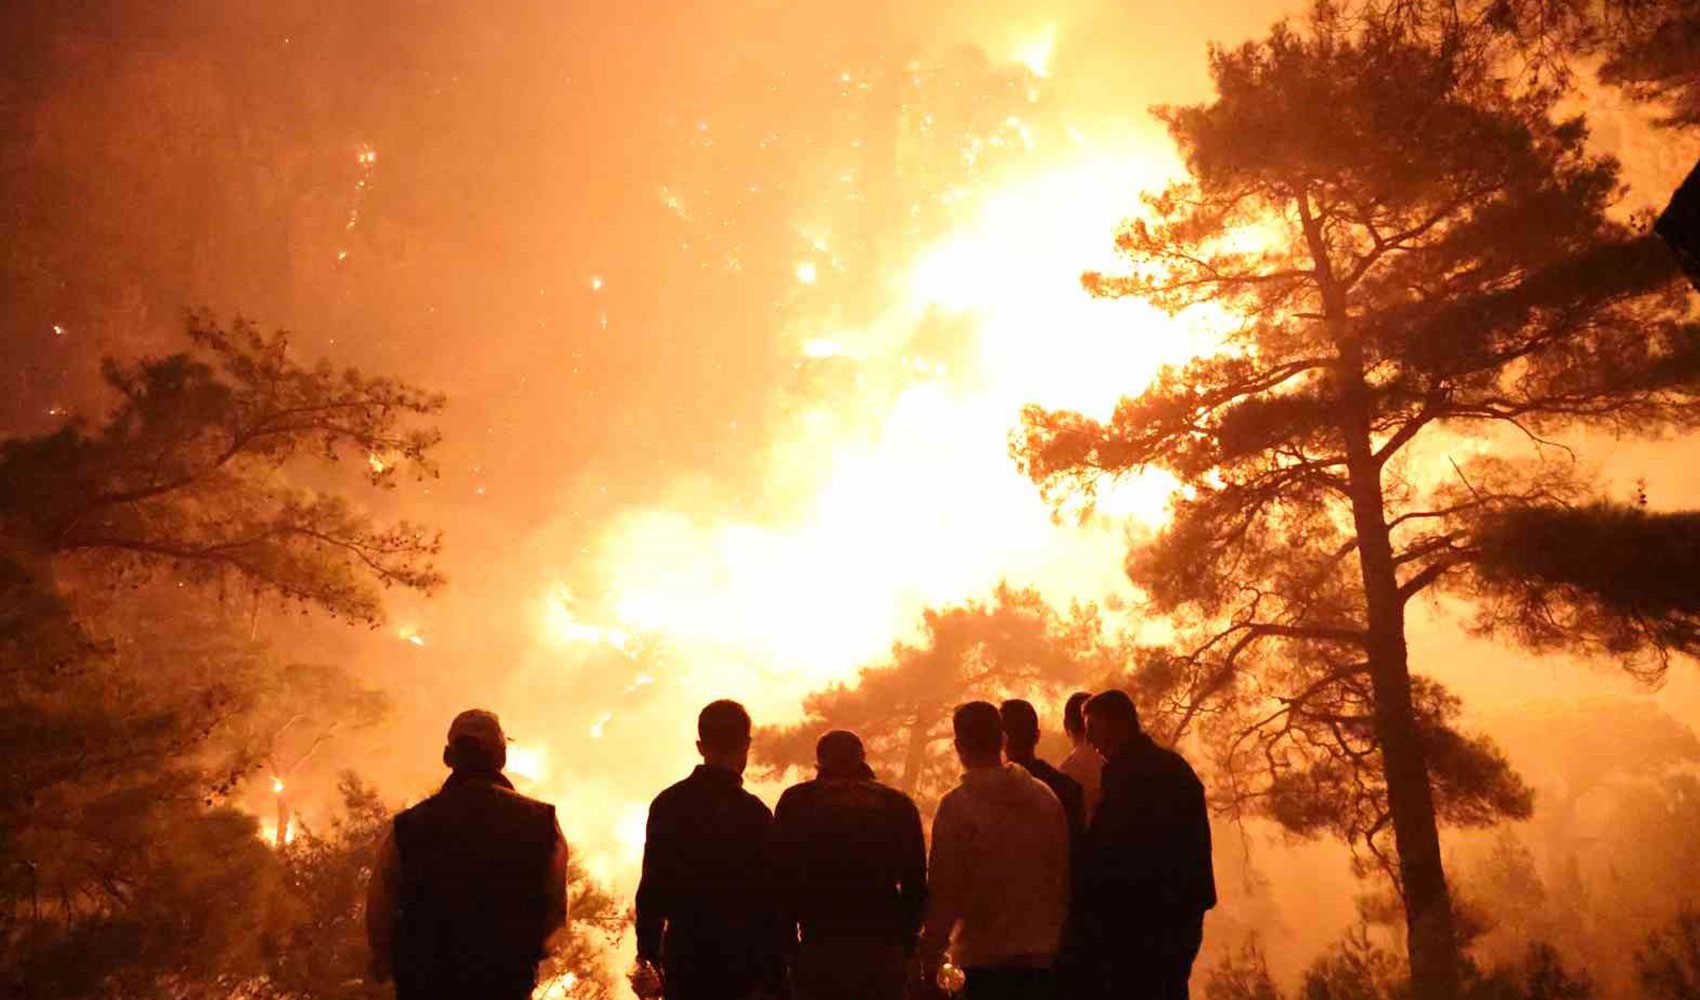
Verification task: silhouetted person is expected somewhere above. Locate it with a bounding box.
[921,702,1068,1000]
[772,730,927,1000]
[1000,699,1087,997]
[634,700,783,1000]
[1059,692,1104,823]
[366,709,568,1000]
[1657,155,1700,290]
[1078,691,1215,1000]
[999,700,1086,846]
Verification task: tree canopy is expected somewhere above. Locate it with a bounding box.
[0,314,444,626]
[1014,6,1697,998]
[756,585,1121,814]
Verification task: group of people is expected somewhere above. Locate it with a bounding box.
[364,692,1215,1000]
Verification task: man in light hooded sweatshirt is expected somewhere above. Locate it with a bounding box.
[920,701,1069,1000]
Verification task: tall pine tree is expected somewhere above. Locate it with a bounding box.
[1015,8,1698,997]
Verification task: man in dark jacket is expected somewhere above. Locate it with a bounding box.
[771,730,927,1000]
[1079,690,1215,1000]
[634,700,784,1000]
[1000,699,1087,996]
[998,700,1086,846]
[366,709,568,1000]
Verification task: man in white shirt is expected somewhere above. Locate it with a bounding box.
[1059,692,1104,823]
[920,702,1070,1000]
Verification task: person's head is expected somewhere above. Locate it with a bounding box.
[953,701,1004,770]
[999,699,1041,761]
[815,729,872,780]
[443,708,507,774]
[697,699,753,775]
[1063,691,1092,746]
[1084,690,1141,758]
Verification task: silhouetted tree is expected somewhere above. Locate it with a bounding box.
[1337,0,1700,131]
[756,585,1121,813]
[1467,503,1700,669]
[1639,909,1700,1000]
[1205,941,1285,1000]
[1014,8,1697,998]
[0,313,444,624]
[0,321,445,996]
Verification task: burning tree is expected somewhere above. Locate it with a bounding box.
[1014,8,1698,1000]
[0,312,444,622]
[756,585,1121,814]
[0,317,445,996]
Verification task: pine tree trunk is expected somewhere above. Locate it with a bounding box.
[1304,188,1463,1000]
[1340,345,1462,1000]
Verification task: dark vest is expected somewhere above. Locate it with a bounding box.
[392,771,557,998]
[1657,155,1700,291]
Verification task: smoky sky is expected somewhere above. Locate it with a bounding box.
[6,2,1700,978]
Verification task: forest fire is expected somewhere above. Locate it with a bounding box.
[3,2,1699,1000]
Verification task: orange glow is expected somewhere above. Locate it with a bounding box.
[507,743,548,783]
[271,776,285,795]
[561,152,1214,694]
[258,817,297,846]
[1012,27,1056,78]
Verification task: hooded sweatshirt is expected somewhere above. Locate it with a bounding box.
[921,763,1069,969]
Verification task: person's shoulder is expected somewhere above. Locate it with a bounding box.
[497,783,557,817]
[1035,758,1081,792]
[868,778,917,807]
[775,779,815,812]
[733,782,773,818]
[1157,744,1203,783]
[649,773,697,812]
[1009,764,1060,805]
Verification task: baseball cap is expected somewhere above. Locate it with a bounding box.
[447,709,507,754]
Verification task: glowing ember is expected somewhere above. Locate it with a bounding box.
[397,627,427,647]
[794,260,818,284]
[271,776,285,795]
[367,452,389,474]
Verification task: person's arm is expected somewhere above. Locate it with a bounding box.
[633,798,670,965]
[365,825,400,983]
[1184,769,1217,912]
[896,795,929,950]
[919,796,965,974]
[544,814,570,944]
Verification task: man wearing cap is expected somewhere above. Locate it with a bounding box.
[633,700,785,1000]
[771,730,928,1000]
[366,709,569,1000]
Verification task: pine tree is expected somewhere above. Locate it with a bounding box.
[1014,8,1698,997]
